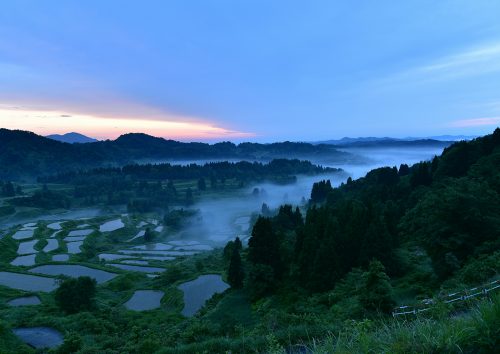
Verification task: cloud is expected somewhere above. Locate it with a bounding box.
[450,117,500,127]
[419,42,500,74]
[375,41,500,89]
[0,105,254,141]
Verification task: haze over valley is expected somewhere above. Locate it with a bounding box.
[1,1,499,353]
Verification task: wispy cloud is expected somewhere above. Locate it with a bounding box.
[450,117,500,127]
[419,42,500,75]
[376,41,500,88]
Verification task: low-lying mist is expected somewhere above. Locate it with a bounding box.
[170,145,446,245]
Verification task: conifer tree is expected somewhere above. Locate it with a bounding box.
[360,259,394,313]
[228,247,244,288]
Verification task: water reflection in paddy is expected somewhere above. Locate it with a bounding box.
[12,230,34,240]
[29,265,116,283]
[43,239,59,252]
[11,254,37,266]
[109,264,165,273]
[99,219,124,232]
[178,274,229,317]
[13,327,63,349]
[52,254,69,261]
[8,295,41,307]
[125,290,164,311]
[17,240,38,255]
[66,241,83,254]
[0,272,58,292]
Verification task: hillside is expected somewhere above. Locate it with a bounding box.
[0,129,354,180]
[204,128,499,352]
[0,129,498,353]
[241,128,500,297]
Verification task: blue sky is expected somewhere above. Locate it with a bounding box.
[0,0,499,141]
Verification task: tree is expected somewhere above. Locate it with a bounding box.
[310,180,332,203]
[247,263,275,300]
[360,260,394,314]
[156,264,188,285]
[401,179,500,278]
[1,181,15,197]
[185,187,194,206]
[248,217,282,277]
[261,203,271,216]
[234,236,242,251]
[224,237,243,263]
[56,333,83,354]
[55,276,97,314]
[197,177,206,191]
[223,240,235,263]
[247,217,283,297]
[144,227,154,242]
[210,175,217,189]
[227,246,244,288]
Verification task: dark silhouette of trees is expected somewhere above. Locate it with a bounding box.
[401,179,500,279]
[359,260,394,314]
[398,163,410,176]
[185,188,194,206]
[310,180,333,203]
[55,276,97,314]
[224,237,242,264]
[144,227,154,242]
[248,217,282,276]
[1,181,15,197]
[227,245,244,288]
[261,203,271,216]
[197,177,206,191]
[247,217,283,298]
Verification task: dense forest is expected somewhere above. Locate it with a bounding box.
[210,128,500,352]
[0,129,353,180]
[32,159,340,211]
[240,128,499,299]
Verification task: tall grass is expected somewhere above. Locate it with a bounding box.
[311,294,499,353]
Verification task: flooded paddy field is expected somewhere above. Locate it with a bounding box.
[0,181,274,352]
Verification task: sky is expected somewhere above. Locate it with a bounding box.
[0,0,500,142]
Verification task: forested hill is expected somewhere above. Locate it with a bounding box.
[0,129,353,180]
[243,128,500,301]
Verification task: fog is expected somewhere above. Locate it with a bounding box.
[175,145,446,245]
[0,145,446,246]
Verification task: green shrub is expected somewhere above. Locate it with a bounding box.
[55,276,97,314]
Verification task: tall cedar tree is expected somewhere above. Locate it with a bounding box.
[227,246,244,288]
[248,217,283,278]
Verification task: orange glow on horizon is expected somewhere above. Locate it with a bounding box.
[0,104,254,141]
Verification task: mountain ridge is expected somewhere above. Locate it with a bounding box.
[0,129,354,180]
[46,132,98,144]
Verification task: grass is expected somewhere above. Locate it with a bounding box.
[310,294,500,353]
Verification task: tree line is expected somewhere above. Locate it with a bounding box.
[226,128,500,315]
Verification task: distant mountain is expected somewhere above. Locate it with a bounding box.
[316,135,475,146]
[0,129,355,180]
[317,137,396,145]
[46,132,98,143]
[316,137,454,148]
[421,135,477,141]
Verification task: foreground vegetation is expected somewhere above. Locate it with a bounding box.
[0,129,498,353]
